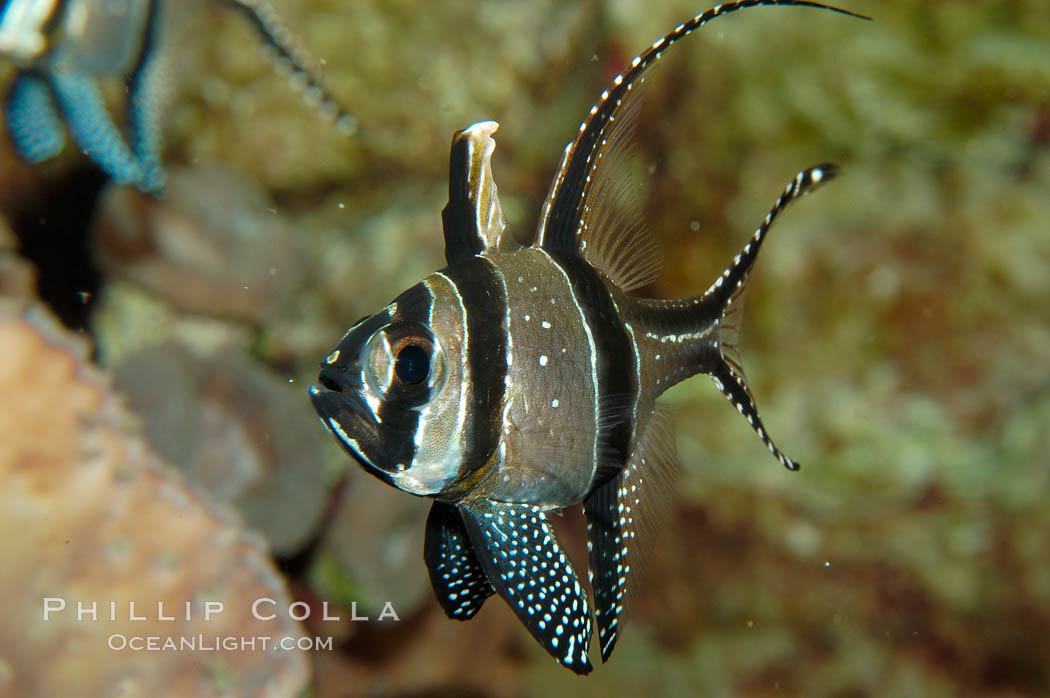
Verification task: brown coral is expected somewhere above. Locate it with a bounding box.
[0,302,309,698]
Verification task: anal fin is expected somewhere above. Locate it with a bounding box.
[458,499,593,674]
[423,500,494,620]
[584,404,680,662]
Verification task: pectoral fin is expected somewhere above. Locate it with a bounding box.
[423,500,494,620]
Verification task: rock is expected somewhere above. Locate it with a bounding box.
[0,301,309,698]
[112,340,329,557]
[0,217,36,301]
[90,166,306,324]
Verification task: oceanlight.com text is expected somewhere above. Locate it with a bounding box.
[107,634,334,652]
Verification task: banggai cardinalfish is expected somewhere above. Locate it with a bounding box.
[310,0,866,674]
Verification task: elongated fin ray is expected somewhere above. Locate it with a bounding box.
[441,121,515,264]
[706,163,839,470]
[535,0,867,256]
[229,0,356,134]
[584,404,680,662]
[424,500,495,620]
[458,499,593,674]
[3,72,66,164]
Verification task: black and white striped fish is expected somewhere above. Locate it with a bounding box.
[0,0,354,193]
[310,0,865,675]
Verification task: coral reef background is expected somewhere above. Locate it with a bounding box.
[1,0,1048,696]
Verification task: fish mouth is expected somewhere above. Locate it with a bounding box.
[308,384,417,492]
[308,384,383,473]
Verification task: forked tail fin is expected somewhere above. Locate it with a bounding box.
[704,163,838,470]
[629,163,837,471]
[703,164,838,310]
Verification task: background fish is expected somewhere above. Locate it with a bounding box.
[311,0,865,675]
[0,0,354,194]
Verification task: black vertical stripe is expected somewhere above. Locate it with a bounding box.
[443,257,509,478]
[441,130,483,264]
[374,282,436,464]
[548,252,636,489]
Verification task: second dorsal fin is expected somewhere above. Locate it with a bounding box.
[533,0,868,291]
[576,80,662,292]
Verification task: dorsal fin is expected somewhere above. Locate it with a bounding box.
[441,121,516,265]
[533,0,868,281]
[577,83,662,292]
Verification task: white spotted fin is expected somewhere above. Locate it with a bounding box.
[584,404,680,662]
[229,0,357,134]
[423,500,495,620]
[457,499,594,674]
[568,68,661,293]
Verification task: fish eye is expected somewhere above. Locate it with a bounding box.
[362,322,445,401]
[394,344,430,385]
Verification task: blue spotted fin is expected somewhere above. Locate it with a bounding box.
[3,72,66,164]
[458,499,593,674]
[423,500,494,620]
[585,404,680,662]
[48,69,145,187]
[125,0,166,194]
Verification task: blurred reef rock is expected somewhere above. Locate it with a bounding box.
[90,166,308,325]
[0,301,309,697]
[111,339,328,557]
